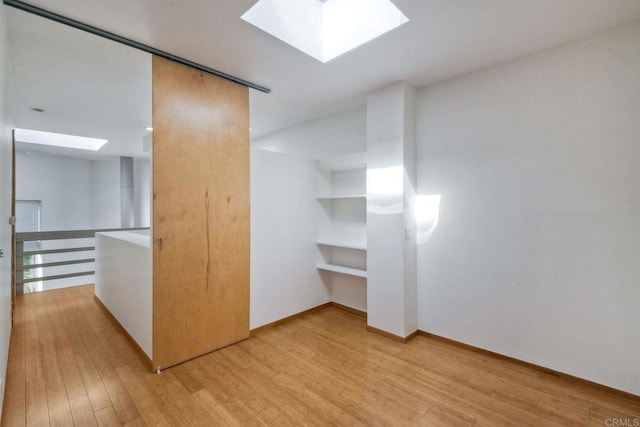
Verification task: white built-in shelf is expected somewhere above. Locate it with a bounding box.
[316,194,366,201]
[317,240,367,251]
[316,263,367,278]
[316,151,367,171]
[316,151,368,284]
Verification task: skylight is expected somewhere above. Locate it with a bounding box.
[241,0,409,63]
[14,128,108,151]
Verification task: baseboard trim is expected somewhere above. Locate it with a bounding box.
[417,330,640,402]
[330,302,366,318]
[250,302,366,335]
[153,336,250,373]
[253,302,420,345]
[250,302,332,335]
[93,295,153,369]
[366,325,418,343]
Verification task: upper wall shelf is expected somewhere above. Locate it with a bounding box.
[316,194,366,200]
[316,151,367,171]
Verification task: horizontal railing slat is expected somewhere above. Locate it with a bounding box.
[18,246,95,256]
[16,227,149,242]
[18,270,95,285]
[18,258,94,271]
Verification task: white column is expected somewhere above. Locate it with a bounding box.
[366,83,417,338]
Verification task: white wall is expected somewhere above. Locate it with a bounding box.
[94,157,151,229]
[16,153,151,232]
[250,149,328,328]
[252,108,368,311]
[0,2,13,415]
[16,152,94,230]
[133,158,151,228]
[91,158,120,228]
[16,152,96,289]
[252,107,366,159]
[416,22,640,395]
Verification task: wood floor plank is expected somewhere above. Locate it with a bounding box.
[25,377,48,427]
[87,346,141,425]
[58,287,113,415]
[73,296,141,424]
[75,351,114,413]
[3,285,640,426]
[191,389,241,427]
[115,364,170,426]
[155,377,218,425]
[1,295,27,427]
[123,417,146,427]
[47,289,98,427]
[23,295,43,386]
[95,405,122,427]
[22,294,49,427]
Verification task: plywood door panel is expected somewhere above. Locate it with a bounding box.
[152,56,250,370]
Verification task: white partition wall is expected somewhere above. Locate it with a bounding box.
[0,2,12,411]
[250,148,329,328]
[95,231,152,359]
[366,83,417,338]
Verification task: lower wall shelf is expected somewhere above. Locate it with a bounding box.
[316,263,367,278]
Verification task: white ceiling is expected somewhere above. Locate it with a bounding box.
[8,8,151,159]
[7,0,640,159]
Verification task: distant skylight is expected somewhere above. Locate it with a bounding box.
[241,0,409,63]
[15,128,108,151]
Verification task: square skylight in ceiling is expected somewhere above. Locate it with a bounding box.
[15,128,108,151]
[241,0,409,63]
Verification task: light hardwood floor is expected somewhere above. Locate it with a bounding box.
[1,285,639,426]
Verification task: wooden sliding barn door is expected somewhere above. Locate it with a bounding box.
[152,56,250,371]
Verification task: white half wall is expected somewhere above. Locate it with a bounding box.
[416,22,640,395]
[250,149,328,328]
[95,231,152,358]
[0,3,13,414]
